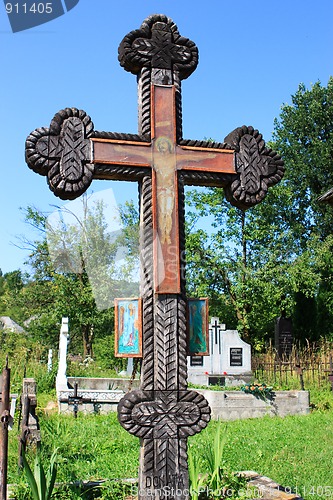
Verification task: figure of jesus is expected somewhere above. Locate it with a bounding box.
[154,136,175,245]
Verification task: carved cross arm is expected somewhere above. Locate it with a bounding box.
[223,125,285,209]
[25,109,284,209]
[25,108,95,200]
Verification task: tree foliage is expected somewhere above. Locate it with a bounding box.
[2,197,139,364]
[186,78,333,346]
[273,77,333,242]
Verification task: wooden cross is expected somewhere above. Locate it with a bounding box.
[210,318,221,346]
[26,14,284,500]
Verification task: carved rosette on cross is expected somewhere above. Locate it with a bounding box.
[25,14,284,500]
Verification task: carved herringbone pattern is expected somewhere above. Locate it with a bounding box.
[238,134,262,195]
[156,439,178,492]
[59,118,90,181]
[155,297,178,391]
[141,438,155,477]
[118,389,209,440]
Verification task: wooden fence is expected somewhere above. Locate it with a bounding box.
[252,343,333,390]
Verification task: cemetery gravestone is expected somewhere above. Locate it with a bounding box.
[25,14,284,500]
[188,317,251,386]
[223,330,251,375]
[275,314,293,358]
[55,319,127,414]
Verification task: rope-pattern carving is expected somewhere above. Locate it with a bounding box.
[179,438,189,493]
[94,164,150,181]
[224,125,285,209]
[178,179,188,390]
[178,178,186,297]
[180,138,233,150]
[181,171,233,187]
[25,127,55,176]
[139,67,152,138]
[93,130,149,142]
[175,75,183,142]
[140,176,155,391]
[178,391,211,438]
[118,390,153,439]
[178,297,188,391]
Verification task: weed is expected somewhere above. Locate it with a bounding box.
[21,446,58,500]
[188,446,208,500]
[189,422,248,499]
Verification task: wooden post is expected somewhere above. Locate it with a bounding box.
[0,358,10,500]
[18,379,41,469]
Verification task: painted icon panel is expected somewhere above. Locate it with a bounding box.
[115,298,142,357]
[187,298,209,356]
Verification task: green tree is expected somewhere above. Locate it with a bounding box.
[272,77,333,242]
[272,77,333,340]
[0,269,27,320]
[185,78,333,345]
[13,197,138,359]
[185,183,319,345]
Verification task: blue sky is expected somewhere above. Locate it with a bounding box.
[0,0,332,274]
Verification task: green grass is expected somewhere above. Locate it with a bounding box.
[8,412,140,487]
[7,402,333,499]
[191,412,333,499]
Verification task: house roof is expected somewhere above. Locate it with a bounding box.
[0,316,25,334]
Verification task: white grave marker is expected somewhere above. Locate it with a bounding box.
[56,317,69,392]
[188,317,251,386]
[47,349,53,373]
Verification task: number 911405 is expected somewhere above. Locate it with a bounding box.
[6,3,53,14]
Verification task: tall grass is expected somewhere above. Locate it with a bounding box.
[3,334,333,499]
[7,410,333,500]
